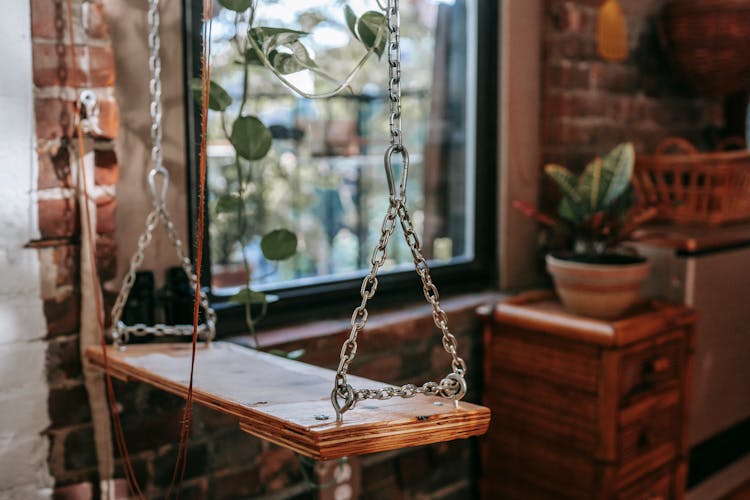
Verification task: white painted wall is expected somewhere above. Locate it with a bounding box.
[0,2,54,498]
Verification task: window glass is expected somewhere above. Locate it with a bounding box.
[206,0,476,292]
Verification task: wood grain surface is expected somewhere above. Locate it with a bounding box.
[85,342,490,460]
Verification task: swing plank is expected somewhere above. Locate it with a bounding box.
[85,341,490,460]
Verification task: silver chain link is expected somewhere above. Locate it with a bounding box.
[109,0,216,348]
[387,0,402,148]
[330,0,467,422]
[147,0,164,171]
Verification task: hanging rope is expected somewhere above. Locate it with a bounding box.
[166,0,214,497]
[63,0,144,497]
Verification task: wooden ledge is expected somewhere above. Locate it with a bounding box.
[494,290,697,346]
[85,342,490,460]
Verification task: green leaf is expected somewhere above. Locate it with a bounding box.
[578,157,604,211]
[544,164,582,204]
[357,11,387,58]
[189,78,233,112]
[599,143,635,207]
[288,41,317,69]
[270,51,305,74]
[245,47,263,65]
[231,116,272,161]
[260,229,297,261]
[214,193,243,214]
[250,27,308,53]
[558,197,583,225]
[344,5,360,40]
[576,143,634,211]
[218,0,253,12]
[229,288,268,305]
[269,348,305,360]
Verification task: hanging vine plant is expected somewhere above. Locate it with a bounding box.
[191,0,387,348]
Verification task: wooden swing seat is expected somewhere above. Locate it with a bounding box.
[85,341,490,460]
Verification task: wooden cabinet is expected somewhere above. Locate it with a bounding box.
[479,291,696,500]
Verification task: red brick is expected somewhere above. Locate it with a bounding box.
[33,44,115,88]
[210,466,262,500]
[35,99,76,141]
[31,0,110,40]
[48,384,91,428]
[95,234,116,281]
[258,447,302,492]
[546,61,590,90]
[31,0,65,40]
[33,44,86,88]
[88,46,116,87]
[52,481,93,500]
[86,2,109,39]
[38,148,73,190]
[35,98,118,142]
[95,195,115,234]
[52,244,79,289]
[44,291,80,337]
[353,354,402,382]
[46,336,83,383]
[590,62,641,93]
[39,198,78,239]
[545,33,597,61]
[94,98,119,139]
[210,429,262,470]
[94,148,118,185]
[546,1,597,35]
[153,443,208,486]
[119,411,185,454]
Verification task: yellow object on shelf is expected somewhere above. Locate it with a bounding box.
[596,0,627,62]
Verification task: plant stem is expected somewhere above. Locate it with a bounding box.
[246,32,380,100]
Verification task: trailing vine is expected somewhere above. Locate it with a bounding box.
[192,0,388,348]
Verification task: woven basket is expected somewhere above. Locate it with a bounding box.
[660,0,750,96]
[633,137,750,225]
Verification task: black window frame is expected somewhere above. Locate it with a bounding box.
[182,0,499,335]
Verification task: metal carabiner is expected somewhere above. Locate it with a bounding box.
[148,166,169,209]
[384,144,409,202]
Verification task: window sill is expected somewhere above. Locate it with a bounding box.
[225,290,505,354]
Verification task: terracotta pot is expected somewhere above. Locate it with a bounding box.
[546,254,650,320]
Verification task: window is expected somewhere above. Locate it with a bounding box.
[184,0,497,332]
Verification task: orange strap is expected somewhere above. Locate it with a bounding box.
[166,0,214,498]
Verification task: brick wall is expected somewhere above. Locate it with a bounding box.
[541,0,723,175]
[29,0,120,495]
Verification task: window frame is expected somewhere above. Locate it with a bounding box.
[182,0,499,335]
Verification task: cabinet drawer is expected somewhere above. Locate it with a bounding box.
[617,467,673,500]
[619,337,683,407]
[618,392,680,484]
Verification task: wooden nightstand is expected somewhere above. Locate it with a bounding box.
[479,290,697,499]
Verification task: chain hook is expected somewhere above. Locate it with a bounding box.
[331,382,355,423]
[148,166,169,209]
[384,144,409,202]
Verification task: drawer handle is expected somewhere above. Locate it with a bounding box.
[637,429,653,450]
[643,355,671,375]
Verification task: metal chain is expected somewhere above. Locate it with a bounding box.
[387,0,402,148]
[109,0,216,348]
[330,0,467,422]
[147,0,164,171]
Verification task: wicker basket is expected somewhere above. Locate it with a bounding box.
[660,0,750,96]
[634,137,750,225]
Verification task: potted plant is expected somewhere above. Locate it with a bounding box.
[514,143,660,319]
